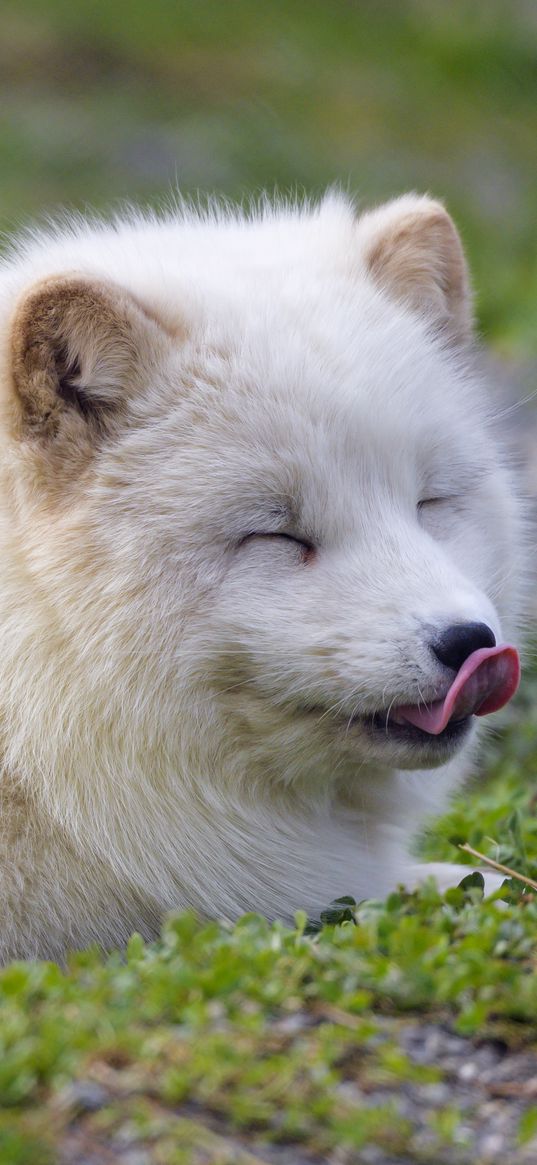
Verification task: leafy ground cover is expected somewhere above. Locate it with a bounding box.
[1,890,537,1163]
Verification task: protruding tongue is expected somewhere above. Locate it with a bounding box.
[393,645,520,736]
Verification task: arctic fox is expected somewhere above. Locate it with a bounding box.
[0,193,522,962]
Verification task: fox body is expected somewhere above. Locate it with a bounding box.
[0,193,522,961]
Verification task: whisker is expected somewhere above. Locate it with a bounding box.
[384,695,397,733]
[489,387,537,422]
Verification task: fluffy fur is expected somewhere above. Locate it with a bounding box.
[0,192,523,961]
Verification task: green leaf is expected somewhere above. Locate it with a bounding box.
[319,905,356,926]
[507,810,528,874]
[457,871,485,897]
[519,1106,537,1146]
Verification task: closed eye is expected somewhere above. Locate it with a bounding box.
[417,494,466,538]
[239,531,315,561]
[417,495,459,509]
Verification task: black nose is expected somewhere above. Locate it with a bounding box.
[431,622,496,672]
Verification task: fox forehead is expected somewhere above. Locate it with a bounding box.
[161,333,486,483]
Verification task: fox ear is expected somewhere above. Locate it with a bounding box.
[8,275,161,447]
[358,195,472,344]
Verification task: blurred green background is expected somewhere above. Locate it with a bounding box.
[0,0,536,356]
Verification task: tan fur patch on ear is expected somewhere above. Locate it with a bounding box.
[9,276,135,442]
[360,196,472,343]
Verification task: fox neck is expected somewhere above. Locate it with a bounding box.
[33,749,461,923]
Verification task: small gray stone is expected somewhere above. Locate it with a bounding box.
[57,1079,109,1113]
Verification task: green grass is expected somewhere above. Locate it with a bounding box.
[0,890,537,1162]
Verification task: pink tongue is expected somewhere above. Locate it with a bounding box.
[394,645,520,736]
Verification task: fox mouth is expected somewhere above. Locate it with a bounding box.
[304,644,520,750]
[365,709,471,748]
[310,705,471,752]
[387,645,519,736]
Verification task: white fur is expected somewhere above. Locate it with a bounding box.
[0,193,523,961]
